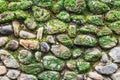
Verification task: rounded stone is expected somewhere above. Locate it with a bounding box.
[0,37,8,47]
[0,66,7,75]
[72,48,83,58]
[66,60,77,70]
[0,25,13,35]
[51,44,71,59]
[46,35,55,44]
[42,55,65,71]
[35,51,42,61]
[6,40,19,50]
[0,76,10,80]
[40,42,50,52]
[6,69,20,79]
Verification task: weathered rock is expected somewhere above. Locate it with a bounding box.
[101,52,109,63]
[68,24,76,38]
[99,36,117,49]
[84,48,101,62]
[0,25,13,35]
[111,71,120,80]
[6,69,20,79]
[42,55,65,71]
[95,63,118,75]
[66,60,76,70]
[45,19,68,34]
[72,48,83,58]
[77,74,84,80]
[74,35,97,47]
[46,35,55,44]
[6,40,19,50]
[19,30,36,39]
[40,42,50,52]
[0,37,8,47]
[18,50,32,64]
[21,63,44,74]
[88,71,104,80]
[0,76,10,80]
[35,51,42,61]
[20,39,39,50]
[88,0,110,14]
[51,44,71,59]
[18,73,38,80]
[64,0,86,13]
[12,20,20,37]
[0,66,7,75]
[37,27,44,40]
[56,34,73,46]
[109,47,120,63]
[38,71,60,80]
[62,71,78,80]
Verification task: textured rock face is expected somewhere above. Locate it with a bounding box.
[0,0,120,79]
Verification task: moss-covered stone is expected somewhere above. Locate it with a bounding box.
[71,15,85,24]
[113,1,120,9]
[79,24,98,34]
[8,1,33,10]
[99,36,118,49]
[84,48,102,62]
[86,15,103,26]
[64,0,86,13]
[88,0,110,14]
[77,60,90,73]
[38,71,60,80]
[0,0,7,13]
[74,35,97,47]
[97,27,113,37]
[62,71,78,80]
[45,19,68,34]
[21,63,44,74]
[56,34,73,47]
[109,21,120,34]
[56,11,70,22]
[66,60,77,70]
[105,10,120,22]
[72,48,83,58]
[33,6,50,22]
[68,24,77,38]
[42,55,65,71]
[100,0,114,8]
[51,44,71,59]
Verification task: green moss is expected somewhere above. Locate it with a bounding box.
[0,0,7,13]
[85,54,101,62]
[72,48,83,58]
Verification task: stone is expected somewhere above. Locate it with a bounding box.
[35,51,42,61]
[56,11,70,22]
[42,55,65,71]
[72,48,83,58]
[46,35,55,44]
[101,52,109,63]
[20,39,39,50]
[64,0,86,13]
[111,71,120,80]
[66,60,77,70]
[99,36,117,49]
[12,20,20,37]
[51,44,71,59]
[37,27,44,40]
[0,25,13,35]
[86,15,103,26]
[77,60,90,73]
[0,37,8,47]
[68,24,77,38]
[6,40,19,50]
[88,71,104,80]
[38,71,60,80]
[18,50,32,64]
[88,0,110,14]
[45,19,68,34]
[109,47,120,63]
[77,74,84,80]
[74,35,97,47]
[40,42,50,52]
[6,69,20,79]
[84,48,101,62]
[56,34,73,46]
[0,66,7,75]
[62,71,78,80]
[95,63,118,75]
[0,76,10,80]
[19,30,36,39]
[18,73,38,80]
[24,17,37,30]
[21,63,44,74]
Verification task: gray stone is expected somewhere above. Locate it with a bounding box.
[0,25,13,35]
[19,30,36,39]
[109,47,120,63]
[40,42,50,52]
[6,40,19,50]
[95,63,118,75]
[35,51,42,61]
[0,76,10,80]
[0,37,8,47]
[6,69,20,79]
[46,35,55,44]
[101,52,109,63]
[111,72,120,80]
